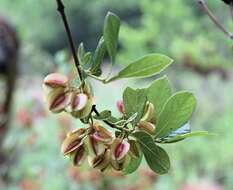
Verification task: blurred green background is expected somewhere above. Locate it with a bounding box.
[0,0,233,190]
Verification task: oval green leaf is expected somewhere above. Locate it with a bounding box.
[123,153,143,175]
[90,37,106,76]
[103,12,120,63]
[147,76,172,116]
[155,92,197,138]
[132,131,170,174]
[159,131,210,144]
[123,87,147,125]
[107,54,173,82]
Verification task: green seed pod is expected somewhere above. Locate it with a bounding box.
[141,102,155,123]
[138,121,156,135]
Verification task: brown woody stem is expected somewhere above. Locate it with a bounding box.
[198,0,233,40]
[56,0,84,83]
[230,2,233,21]
[92,105,128,131]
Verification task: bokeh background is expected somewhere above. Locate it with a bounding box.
[0,0,233,190]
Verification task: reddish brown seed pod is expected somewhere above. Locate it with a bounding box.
[46,89,71,113]
[69,93,94,119]
[61,128,86,155]
[44,73,69,88]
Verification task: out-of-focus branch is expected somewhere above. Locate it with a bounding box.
[0,16,19,183]
[197,0,233,40]
[230,2,233,21]
[182,54,230,80]
[0,17,19,148]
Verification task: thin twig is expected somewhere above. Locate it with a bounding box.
[55,1,128,132]
[56,0,84,83]
[92,105,125,131]
[230,2,233,21]
[198,0,233,40]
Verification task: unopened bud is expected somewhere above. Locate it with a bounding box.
[117,100,125,114]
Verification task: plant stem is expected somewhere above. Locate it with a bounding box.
[230,2,233,21]
[92,105,126,131]
[198,0,233,40]
[86,72,106,83]
[56,0,84,83]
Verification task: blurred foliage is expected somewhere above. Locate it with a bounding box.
[118,0,233,69]
[0,0,140,52]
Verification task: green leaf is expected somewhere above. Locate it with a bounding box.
[125,113,138,123]
[123,87,147,125]
[103,12,120,63]
[123,153,143,175]
[90,37,106,76]
[107,54,173,82]
[83,52,92,65]
[147,76,172,116]
[78,42,85,64]
[81,52,93,70]
[159,131,210,144]
[155,92,197,138]
[133,131,170,174]
[93,110,111,120]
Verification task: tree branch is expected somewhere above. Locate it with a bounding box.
[198,0,233,40]
[55,0,84,83]
[230,2,233,21]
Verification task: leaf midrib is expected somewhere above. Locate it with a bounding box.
[120,61,170,78]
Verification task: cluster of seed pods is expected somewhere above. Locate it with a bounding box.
[43,73,93,118]
[61,124,133,172]
[43,73,157,172]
